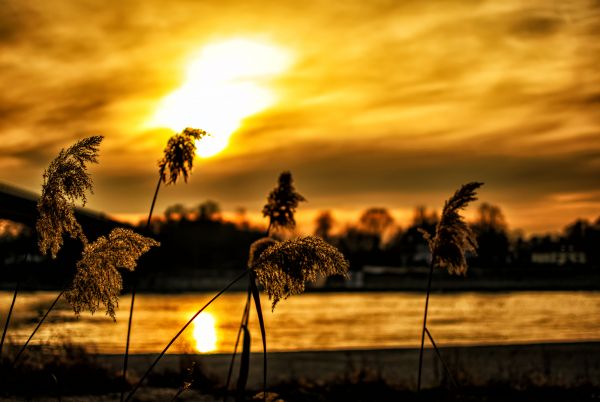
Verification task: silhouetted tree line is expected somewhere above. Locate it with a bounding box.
[315,204,599,271]
[1,200,599,290]
[139,200,264,275]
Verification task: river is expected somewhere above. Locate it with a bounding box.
[1,291,599,354]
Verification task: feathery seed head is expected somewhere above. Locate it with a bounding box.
[250,235,349,310]
[421,182,483,275]
[247,237,278,269]
[36,136,103,258]
[158,127,208,185]
[64,228,159,320]
[262,171,306,232]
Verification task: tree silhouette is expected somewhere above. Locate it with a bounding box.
[197,200,221,222]
[314,210,334,241]
[471,203,509,267]
[262,171,306,233]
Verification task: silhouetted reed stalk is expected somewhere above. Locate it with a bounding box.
[0,252,30,360]
[224,224,270,402]
[223,288,252,401]
[226,172,306,401]
[0,275,20,360]
[120,128,207,402]
[120,170,161,401]
[416,182,483,391]
[12,287,65,366]
[425,328,458,388]
[417,258,435,391]
[124,270,248,402]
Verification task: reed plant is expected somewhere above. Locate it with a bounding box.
[416,182,483,391]
[223,171,348,402]
[9,136,158,367]
[120,127,208,401]
[2,136,102,363]
[125,172,349,402]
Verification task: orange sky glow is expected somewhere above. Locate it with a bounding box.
[0,0,599,235]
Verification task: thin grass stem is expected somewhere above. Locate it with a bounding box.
[417,257,435,391]
[425,327,458,389]
[250,273,267,402]
[120,172,162,402]
[124,270,248,402]
[0,277,20,360]
[13,288,65,366]
[223,288,252,402]
[0,253,30,359]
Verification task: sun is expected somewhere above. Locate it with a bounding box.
[192,312,218,353]
[149,38,292,158]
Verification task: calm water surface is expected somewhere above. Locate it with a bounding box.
[1,291,599,354]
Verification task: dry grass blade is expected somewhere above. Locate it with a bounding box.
[235,325,251,402]
[124,270,248,402]
[37,135,103,258]
[65,228,159,320]
[158,128,208,185]
[421,182,483,275]
[262,171,306,231]
[250,274,267,402]
[251,235,349,310]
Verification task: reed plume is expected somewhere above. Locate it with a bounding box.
[250,235,350,310]
[36,135,103,258]
[262,171,306,232]
[65,228,159,320]
[9,136,105,365]
[420,181,483,275]
[158,128,208,184]
[416,181,483,391]
[121,127,207,401]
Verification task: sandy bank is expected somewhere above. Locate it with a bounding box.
[95,341,600,390]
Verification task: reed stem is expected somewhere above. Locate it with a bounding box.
[13,289,65,366]
[223,288,252,402]
[417,257,435,391]
[124,270,248,402]
[120,172,162,402]
[425,327,458,388]
[0,277,20,359]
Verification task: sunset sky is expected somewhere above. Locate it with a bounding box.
[0,0,598,234]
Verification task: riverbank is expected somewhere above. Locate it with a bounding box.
[98,341,600,390]
[2,342,600,401]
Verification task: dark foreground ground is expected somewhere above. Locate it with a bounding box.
[1,342,600,401]
[1,382,600,402]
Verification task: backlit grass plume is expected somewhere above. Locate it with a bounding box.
[65,228,159,320]
[416,181,483,392]
[158,128,208,184]
[420,182,483,275]
[250,235,349,310]
[37,136,103,258]
[262,171,306,232]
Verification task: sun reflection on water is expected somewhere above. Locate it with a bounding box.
[192,312,218,353]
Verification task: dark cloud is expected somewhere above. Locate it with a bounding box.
[510,15,563,38]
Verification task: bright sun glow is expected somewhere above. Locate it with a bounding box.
[192,312,218,353]
[150,38,292,157]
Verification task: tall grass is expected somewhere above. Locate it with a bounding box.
[125,171,349,401]
[224,171,306,402]
[416,182,483,391]
[120,127,208,401]
[5,136,102,365]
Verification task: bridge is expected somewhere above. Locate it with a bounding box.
[0,181,123,238]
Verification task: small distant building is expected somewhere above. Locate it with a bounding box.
[531,243,587,266]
